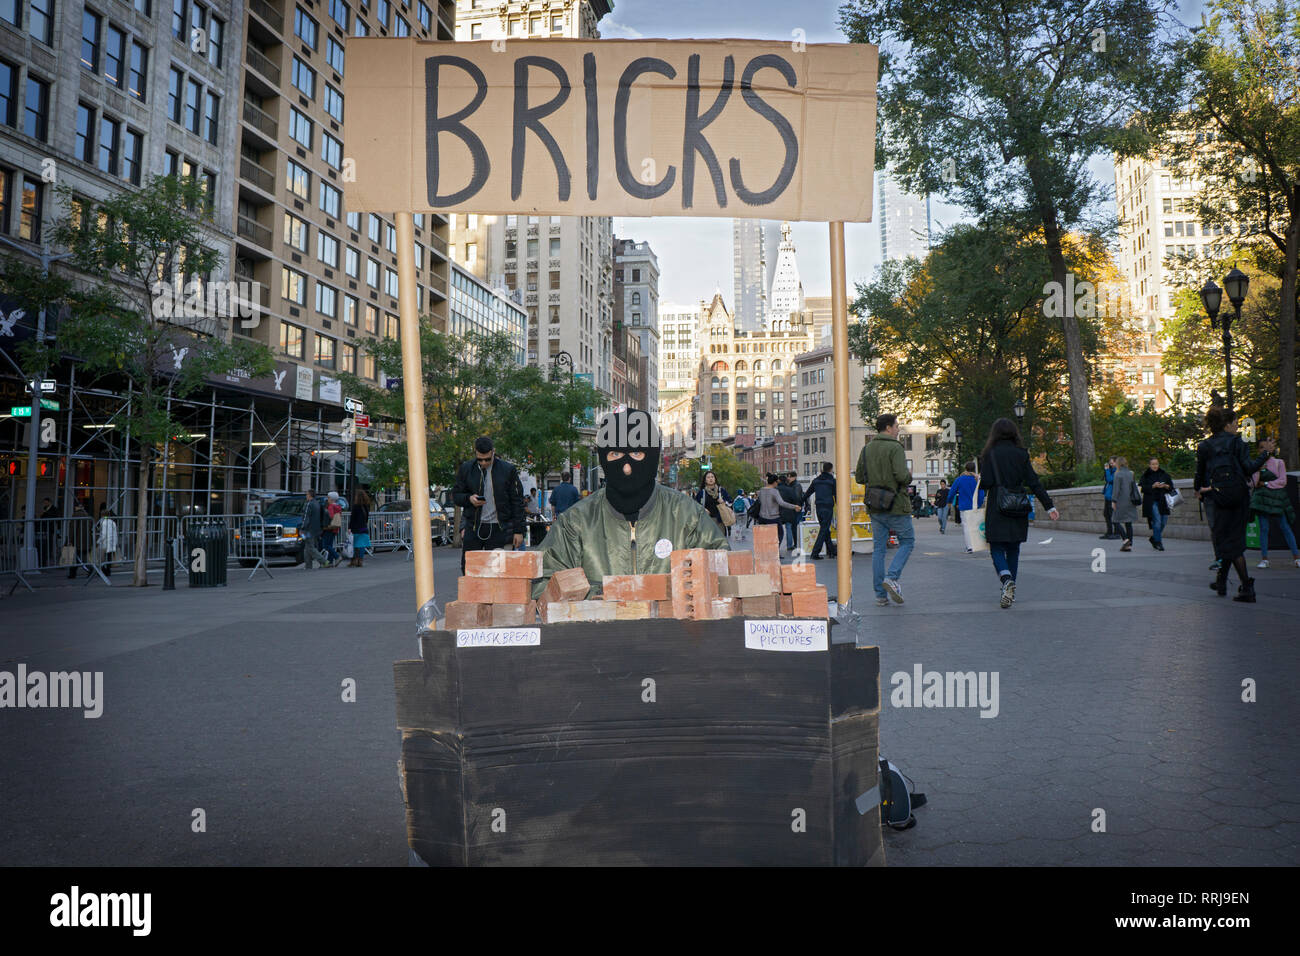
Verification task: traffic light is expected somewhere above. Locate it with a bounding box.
[38,460,50,477]
[701,455,712,471]
[7,460,20,477]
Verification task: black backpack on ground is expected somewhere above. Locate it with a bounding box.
[1206,436,1249,507]
[879,758,927,830]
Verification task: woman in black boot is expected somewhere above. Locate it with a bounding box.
[1195,407,1268,601]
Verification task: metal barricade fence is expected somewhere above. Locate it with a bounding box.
[0,514,177,592]
[368,511,414,558]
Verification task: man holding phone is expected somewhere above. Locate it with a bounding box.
[452,435,526,573]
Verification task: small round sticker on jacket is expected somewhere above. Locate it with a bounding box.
[654,538,673,559]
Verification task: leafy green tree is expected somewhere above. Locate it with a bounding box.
[1090,383,1204,476]
[40,175,273,586]
[848,222,1128,472]
[1168,0,1300,466]
[839,0,1185,466]
[676,444,760,496]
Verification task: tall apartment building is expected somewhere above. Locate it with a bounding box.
[698,292,829,443]
[1112,148,1216,412]
[612,236,658,410]
[657,302,701,408]
[879,171,930,262]
[792,346,872,481]
[732,218,774,333]
[237,0,455,389]
[449,0,616,397]
[768,221,804,325]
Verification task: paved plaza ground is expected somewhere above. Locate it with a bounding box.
[1,517,1296,866]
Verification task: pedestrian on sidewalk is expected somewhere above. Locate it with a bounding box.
[732,490,752,539]
[300,489,330,570]
[857,413,914,606]
[321,490,344,566]
[756,473,802,529]
[1138,458,1175,551]
[347,487,372,567]
[949,461,986,552]
[549,471,581,518]
[934,480,950,534]
[94,504,118,578]
[806,462,838,560]
[1111,458,1139,551]
[978,417,1059,608]
[1197,406,1269,601]
[1101,456,1119,539]
[1249,435,1298,570]
[694,470,733,536]
[779,472,804,553]
[452,435,525,573]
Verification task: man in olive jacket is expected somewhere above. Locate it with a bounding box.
[854,413,915,606]
[532,408,726,600]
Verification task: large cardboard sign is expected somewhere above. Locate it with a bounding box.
[345,38,877,221]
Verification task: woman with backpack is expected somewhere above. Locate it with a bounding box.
[1196,406,1270,601]
[1111,457,1139,552]
[977,418,1059,608]
[1248,435,1298,571]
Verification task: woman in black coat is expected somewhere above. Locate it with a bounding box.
[1196,406,1269,601]
[977,418,1060,609]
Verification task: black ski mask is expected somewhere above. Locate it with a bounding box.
[596,408,661,520]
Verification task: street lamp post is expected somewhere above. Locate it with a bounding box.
[954,428,963,473]
[552,349,575,488]
[1013,398,1026,447]
[1200,268,1249,414]
[0,236,75,571]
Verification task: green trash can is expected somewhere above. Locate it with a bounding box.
[186,519,229,587]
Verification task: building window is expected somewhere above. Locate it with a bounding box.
[384,222,396,253]
[81,10,101,74]
[395,14,407,36]
[315,283,337,319]
[104,24,125,88]
[343,295,357,326]
[340,343,356,373]
[362,352,376,380]
[366,258,378,288]
[294,7,318,48]
[353,15,366,36]
[318,181,341,218]
[288,108,312,148]
[345,246,359,278]
[24,77,49,142]
[98,116,120,175]
[384,267,398,298]
[203,91,219,143]
[207,15,224,68]
[364,304,377,334]
[346,211,360,231]
[283,212,308,251]
[385,312,398,339]
[279,321,304,358]
[417,2,430,31]
[367,214,381,242]
[19,175,41,241]
[324,84,343,122]
[291,56,316,98]
[171,0,186,37]
[321,132,342,170]
[29,0,53,44]
[327,36,345,75]
[286,159,310,200]
[168,67,182,122]
[329,0,349,31]
[184,78,201,133]
[317,232,338,267]
[280,266,307,305]
[129,42,148,101]
[122,128,142,184]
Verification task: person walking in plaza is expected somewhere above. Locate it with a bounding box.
[756,472,802,529]
[1101,456,1119,539]
[94,504,118,578]
[934,480,950,534]
[731,489,752,540]
[777,473,803,554]
[452,435,525,573]
[64,497,92,578]
[1251,435,1299,570]
[694,470,733,536]
[857,413,915,606]
[345,487,372,567]
[299,489,330,570]
[949,461,986,553]
[978,418,1059,608]
[806,462,838,560]
[1138,458,1174,551]
[1197,406,1270,601]
[549,471,580,518]
[320,490,344,567]
[1110,457,1139,551]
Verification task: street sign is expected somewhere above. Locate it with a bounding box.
[9,399,59,416]
[353,413,370,427]
[24,380,57,394]
[344,397,364,414]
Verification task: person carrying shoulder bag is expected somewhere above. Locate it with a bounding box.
[978,417,1058,608]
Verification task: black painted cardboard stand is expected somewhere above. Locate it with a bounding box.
[393,618,883,866]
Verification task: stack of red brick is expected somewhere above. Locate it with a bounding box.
[440,522,829,629]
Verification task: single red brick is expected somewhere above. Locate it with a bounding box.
[490,602,535,627]
[741,594,780,618]
[459,576,531,605]
[718,573,775,598]
[705,597,738,619]
[727,550,754,575]
[790,586,829,618]
[755,556,782,593]
[655,600,674,619]
[614,600,653,620]
[602,573,670,602]
[781,564,818,594]
[457,576,493,604]
[753,524,780,562]
[670,548,718,620]
[545,566,590,603]
[444,601,490,629]
[464,549,543,579]
[780,594,794,616]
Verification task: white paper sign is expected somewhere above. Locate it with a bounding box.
[744,619,828,652]
[456,627,541,647]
